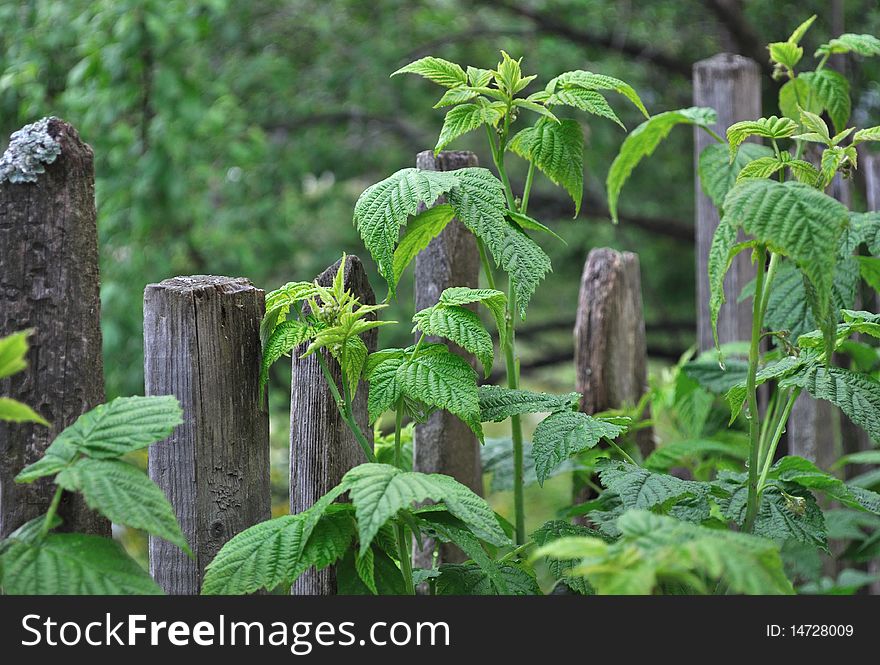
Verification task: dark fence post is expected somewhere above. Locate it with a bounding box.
[289,256,377,595]
[693,54,762,351]
[574,248,651,459]
[0,117,108,538]
[144,276,270,594]
[412,150,483,571]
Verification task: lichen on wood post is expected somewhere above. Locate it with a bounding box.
[0,117,108,538]
[412,150,483,573]
[144,275,270,594]
[289,255,377,595]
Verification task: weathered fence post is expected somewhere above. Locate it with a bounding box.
[574,248,651,459]
[290,255,377,595]
[144,276,270,594]
[0,117,109,538]
[412,150,483,571]
[693,54,762,351]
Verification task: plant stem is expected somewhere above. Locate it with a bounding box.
[521,161,536,214]
[394,398,415,595]
[701,126,725,144]
[41,486,63,538]
[757,387,800,493]
[476,238,497,290]
[316,352,376,463]
[743,246,768,533]
[606,438,638,466]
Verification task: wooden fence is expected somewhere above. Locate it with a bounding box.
[1,51,877,593]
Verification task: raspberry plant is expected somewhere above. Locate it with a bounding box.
[0,378,188,594]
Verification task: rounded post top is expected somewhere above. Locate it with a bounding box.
[416,150,479,171]
[693,52,761,74]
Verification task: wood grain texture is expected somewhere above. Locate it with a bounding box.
[574,248,651,458]
[290,255,376,595]
[694,54,761,351]
[0,118,108,538]
[412,150,483,571]
[144,275,270,594]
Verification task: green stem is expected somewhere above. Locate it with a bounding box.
[757,387,800,493]
[502,300,526,545]
[498,541,535,564]
[743,246,768,533]
[701,126,725,144]
[41,486,63,538]
[476,238,497,291]
[393,398,415,595]
[316,352,376,463]
[520,161,536,214]
[606,438,638,466]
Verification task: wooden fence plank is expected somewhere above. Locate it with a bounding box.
[693,54,761,351]
[144,275,270,594]
[412,150,483,571]
[574,248,651,458]
[0,118,108,538]
[289,255,377,595]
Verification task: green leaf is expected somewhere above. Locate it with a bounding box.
[778,77,822,121]
[260,319,312,399]
[480,436,580,492]
[722,482,826,549]
[772,456,880,514]
[337,546,406,595]
[723,179,849,358]
[467,66,493,88]
[412,304,494,377]
[533,411,627,485]
[736,156,785,182]
[768,41,803,69]
[16,396,183,484]
[816,34,880,58]
[438,287,507,346]
[779,364,880,443]
[446,168,551,315]
[354,168,459,286]
[533,510,793,595]
[513,99,558,123]
[531,520,603,594]
[478,386,579,422]
[433,86,479,108]
[392,56,467,88]
[0,533,162,594]
[340,463,508,554]
[682,357,749,393]
[548,70,649,118]
[726,116,797,159]
[546,87,624,129]
[391,204,456,290]
[354,546,377,594]
[725,355,808,421]
[416,510,511,594]
[435,102,503,154]
[644,438,748,472]
[0,397,49,426]
[366,353,404,423]
[787,15,817,44]
[707,218,751,355]
[506,210,567,244]
[801,69,851,134]
[261,281,319,345]
[857,256,880,292]
[698,143,774,207]
[434,561,539,595]
[55,458,190,554]
[508,118,584,215]
[607,107,716,224]
[396,346,482,439]
[0,330,30,379]
[597,460,714,515]
[201,503,354,595]
[853,125,880,145]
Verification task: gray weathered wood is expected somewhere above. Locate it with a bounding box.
[412,150,483,571]
[144,275,270,594]
[574,248,652,459]
[0,118,109,538]
[290,255,377,595]
[694,54,762,351]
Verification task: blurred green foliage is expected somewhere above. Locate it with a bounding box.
[3,1,880,538]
